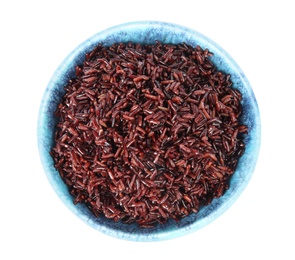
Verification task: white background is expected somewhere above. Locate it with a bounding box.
[1,0,294,259]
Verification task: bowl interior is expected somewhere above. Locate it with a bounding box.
[38,21,261,241]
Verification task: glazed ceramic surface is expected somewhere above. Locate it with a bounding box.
[38,21,261,241]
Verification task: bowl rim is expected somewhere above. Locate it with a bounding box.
[37,20,261,241]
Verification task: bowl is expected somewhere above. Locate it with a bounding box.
[37,21,261,241]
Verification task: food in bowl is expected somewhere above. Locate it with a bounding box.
[50,41,248,228]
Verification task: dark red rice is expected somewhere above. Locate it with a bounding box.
[51,41,247,227]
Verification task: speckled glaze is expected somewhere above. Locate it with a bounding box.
[37,21,261,241]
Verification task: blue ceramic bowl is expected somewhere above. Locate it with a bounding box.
[38,21,261,241]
